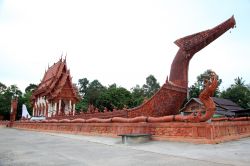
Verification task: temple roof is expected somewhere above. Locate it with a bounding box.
[32,57,79,102]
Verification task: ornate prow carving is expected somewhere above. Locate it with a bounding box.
[174,16,236,55]
[169,16,236,88]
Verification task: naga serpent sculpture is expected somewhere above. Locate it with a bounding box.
[147,72,218,122]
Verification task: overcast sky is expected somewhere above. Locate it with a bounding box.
[0,0,249,92]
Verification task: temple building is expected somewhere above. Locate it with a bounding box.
[31,57,79,117]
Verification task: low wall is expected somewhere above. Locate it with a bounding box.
[12,120,250,144]
[0,121,9,127]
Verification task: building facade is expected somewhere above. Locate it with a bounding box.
[31,57,79,117]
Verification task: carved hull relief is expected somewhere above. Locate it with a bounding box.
[127,82,187,117]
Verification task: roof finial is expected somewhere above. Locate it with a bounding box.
[60,52,63,61]
[64,52,67,62]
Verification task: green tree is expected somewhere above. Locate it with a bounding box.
[76,79,105,112]
[96,84,133,111]
[130,85,144,107]
[247,84,250,90]
[75,75,161,112]
[7,85,22,97]
[0,82,8,119]
[86,80,105,105]
[0,82,7,94]
[25,83,38,93]
[78,78,89,97]
[142,75,160,98]
[188,69,222,99]
[220,77,250,109]
[75,98,88,112]
[234,77,245,86]
[0,84,22,120]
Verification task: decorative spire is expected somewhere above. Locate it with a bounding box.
[166,76,168,82]
[64,52,67,63]
[60,52,63,61]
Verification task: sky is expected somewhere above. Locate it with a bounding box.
[0,0,250,93]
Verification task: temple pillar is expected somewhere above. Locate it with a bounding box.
[59,99,61,115]
[48,103,51,117]
[34,104,36,116]
[43,102,45,116]
[46,102,48,117]
[73,103,75,116]
[39,104,41,116]
[54,102,57,115]
[49,103,52,117]
[69,100,72,115]
[43,104,45,116]
[34,105,36,116]
[40,104,42,116]
[42,104,45,116]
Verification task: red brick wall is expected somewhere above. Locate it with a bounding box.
[12,120,250,144]
[0,121,9,126]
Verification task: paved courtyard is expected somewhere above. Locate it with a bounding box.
[0,127,250,166]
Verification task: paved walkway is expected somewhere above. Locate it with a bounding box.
[0,127,250,166]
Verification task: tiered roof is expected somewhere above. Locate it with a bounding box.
[32,58,79,102]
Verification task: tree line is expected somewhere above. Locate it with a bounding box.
[0,70,249,120]
[75,75,160,112]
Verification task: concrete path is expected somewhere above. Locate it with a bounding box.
[0,127,249,166]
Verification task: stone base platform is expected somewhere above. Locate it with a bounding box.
[10,120,250,144]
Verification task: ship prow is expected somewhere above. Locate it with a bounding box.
[174,15,236,54]
[128,15,236,117]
